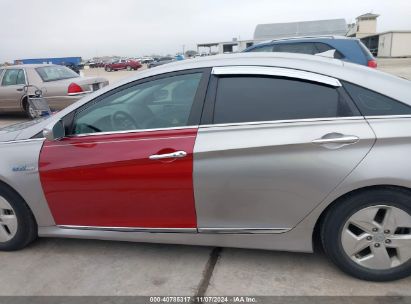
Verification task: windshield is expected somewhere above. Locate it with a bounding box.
[35,65,79,82]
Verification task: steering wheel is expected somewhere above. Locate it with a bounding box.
[111,111,139,131]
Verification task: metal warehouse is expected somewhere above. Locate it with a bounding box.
[14,57,82,65]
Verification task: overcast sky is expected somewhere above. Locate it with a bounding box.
[1,0,411,62]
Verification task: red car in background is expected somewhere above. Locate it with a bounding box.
[105,59,142,72]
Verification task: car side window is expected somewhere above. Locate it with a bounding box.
[250,45,274,52]
[16,69,26,85]
[1,69,24,86]
[315,43,344,59]
[213,76,358,124]
[343,81,411,116]
[72,73,203,135]
[273,43,317,55]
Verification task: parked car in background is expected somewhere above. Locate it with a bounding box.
[244,36,378,68]
[104,59,142,72]
[139,57,155,64]
[148,57,175,68]
[61,62,82,74]
[1,53,411,282]
[0,64,108,118]
[89,61,105,68]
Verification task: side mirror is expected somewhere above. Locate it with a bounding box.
[43,120,65,141]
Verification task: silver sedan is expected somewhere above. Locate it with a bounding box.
[0,64,108,118]
[0,53,410,282]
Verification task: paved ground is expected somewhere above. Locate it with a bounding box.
[0,58,411,296]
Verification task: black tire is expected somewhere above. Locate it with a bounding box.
[321,187,411,281]
[23,99,36,119]
[0,184,37,251]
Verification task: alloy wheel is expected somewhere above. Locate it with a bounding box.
[342,205,411,270]
[0,196,18,242]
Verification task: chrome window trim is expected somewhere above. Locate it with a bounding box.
[212,66,342,87]
[68,125,199,138]
[199,116,365,129]
[198,228,291,234]
[364,115,411,120]
[58,225,196,233]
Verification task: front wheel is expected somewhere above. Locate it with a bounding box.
[322,188,411,281]
[126,66,132,71]
[0,184,37,251]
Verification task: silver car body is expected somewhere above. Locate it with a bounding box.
[0,64,108,113]
[1,53,411,253]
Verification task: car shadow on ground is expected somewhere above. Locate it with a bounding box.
[1,238,410,296]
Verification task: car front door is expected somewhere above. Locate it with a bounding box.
[193,66,376,233]
[39,69,210,230]
[0,69,26,111]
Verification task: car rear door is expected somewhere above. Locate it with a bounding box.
[39,69,210,230]
[0,69,26,111]
[193,66,376,233]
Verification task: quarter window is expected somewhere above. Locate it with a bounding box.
[343,81,411,116]
[273,43,318,55]
[250,45,274,52]
[72,73,203,135]
[1,69,26,86]
[213,76,358,124]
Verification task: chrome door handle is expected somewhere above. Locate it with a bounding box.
[312,134,360,145]
[149,151,187,160]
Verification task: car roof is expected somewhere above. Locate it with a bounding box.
[118,52,411,106]
[15,52,411,140]
[269,35,352,42]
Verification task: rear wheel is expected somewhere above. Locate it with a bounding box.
[105,67,112,72]
[23,99,36,119]
[0,184,37,251]
[322,188,411,281]
[126,66,132,71]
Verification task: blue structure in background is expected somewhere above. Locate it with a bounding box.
[14,57,82,65]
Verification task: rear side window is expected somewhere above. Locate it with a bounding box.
[269,42,343,59]
[1,69,25,86]
[213,76,358,124]
[273,43,317,55]
[343,81,411,116]
[249,45,274,52]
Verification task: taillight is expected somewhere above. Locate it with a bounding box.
[68,83,83,94]
[367,60,378,68]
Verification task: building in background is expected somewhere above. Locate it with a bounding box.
[198,19,347,55]
[197,13,411,58]
[347,13,379,38]
[14,57,82,65]
[254,19,347,40]
[362,31,411,57]
[197,38,255,55]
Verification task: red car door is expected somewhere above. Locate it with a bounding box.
[39,70,209,229]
